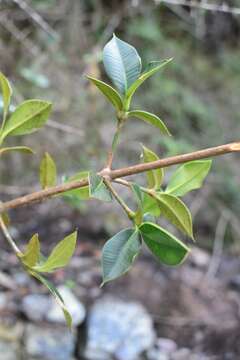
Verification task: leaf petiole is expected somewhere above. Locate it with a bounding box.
[104,178,135,220]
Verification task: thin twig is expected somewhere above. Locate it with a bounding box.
[104,178,135,219]
[47,120,84,138]
[0,216,21,254]
[204,210,230,281]
[12,0,60,40]
[156,0,240,15]
[1,141,240,213]
[105,121,123,169]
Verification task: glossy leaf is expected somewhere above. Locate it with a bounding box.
[131,183,143,207]
[89,172,112,202]
[140,222,190,266]
[128,110,170,135]
[0,146,34,156]
[126,58,173,102]
[154,193,193,238]
[0,72,12,126]
[20,234,40,267]
[131,183,144,225]
[63,171,90,200]
[166,160,212,197]
[103,35,142,94]
[40,152,57,189]
[142,192,161,217]
[142,145,163,189]
[0,100,52,142]
[31,272,72,328]
[34,231,77,273]
[101,228,141,284]
[87,76,123,110]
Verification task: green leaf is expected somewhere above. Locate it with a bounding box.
[87,76,123,111]
[34,231,77,273]
[0,72,12,126]
[20,234,40,267]
[131,183,143,207]
[31,272,72,328]
[128,110,170,135]
[131,183,144,225]
[154,193,193,238]
[89,172,112,202]
[126,58,173,104]
[0,146,34,156]
[40,152,57,189]
[101,228,141,284]
[63,171,90,200]
[142,192,161,217]
[103,34,142,95]
[166,160,212,197]
[142,145,163,189]
[0,100,52,142]
[140,222,190,266]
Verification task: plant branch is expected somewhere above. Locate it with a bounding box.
[104,178,135,219]
[0,216,21,255]
[1,141,240,214]
[105,119,123,169]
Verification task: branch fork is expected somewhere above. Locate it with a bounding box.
[1,141,240,214]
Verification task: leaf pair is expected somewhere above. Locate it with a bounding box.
[132,185,193,239]
[102,34,172,101]
[0,72,52,146]
[101,222,190,285]
[141,146,212,233]
[0,71,52,162]
[87,35,171,135]
[19,231,77,328]
[150,192,193,239]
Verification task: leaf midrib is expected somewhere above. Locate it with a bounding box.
[3,101,50,138]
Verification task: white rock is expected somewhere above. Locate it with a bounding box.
[156,338,177,354]
[47,285,86,326]
[86,296,155,360]
[22,294,51,321]
[25,324,75,360]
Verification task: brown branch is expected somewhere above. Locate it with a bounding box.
[1,141,240,214]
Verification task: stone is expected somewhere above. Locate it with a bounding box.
[84,347,112,360]
[147,338,177,360]
[172,348,192,360]
[190,247,210,269]
[0,292,8,310]
[147,348,170,360]
[228,274,240,291]
[0,341,19,360]
[25,324,75,360]
[156,338,177,354]
[46,285,86,326]
[22,294,51,321]
[85,296,155,360]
